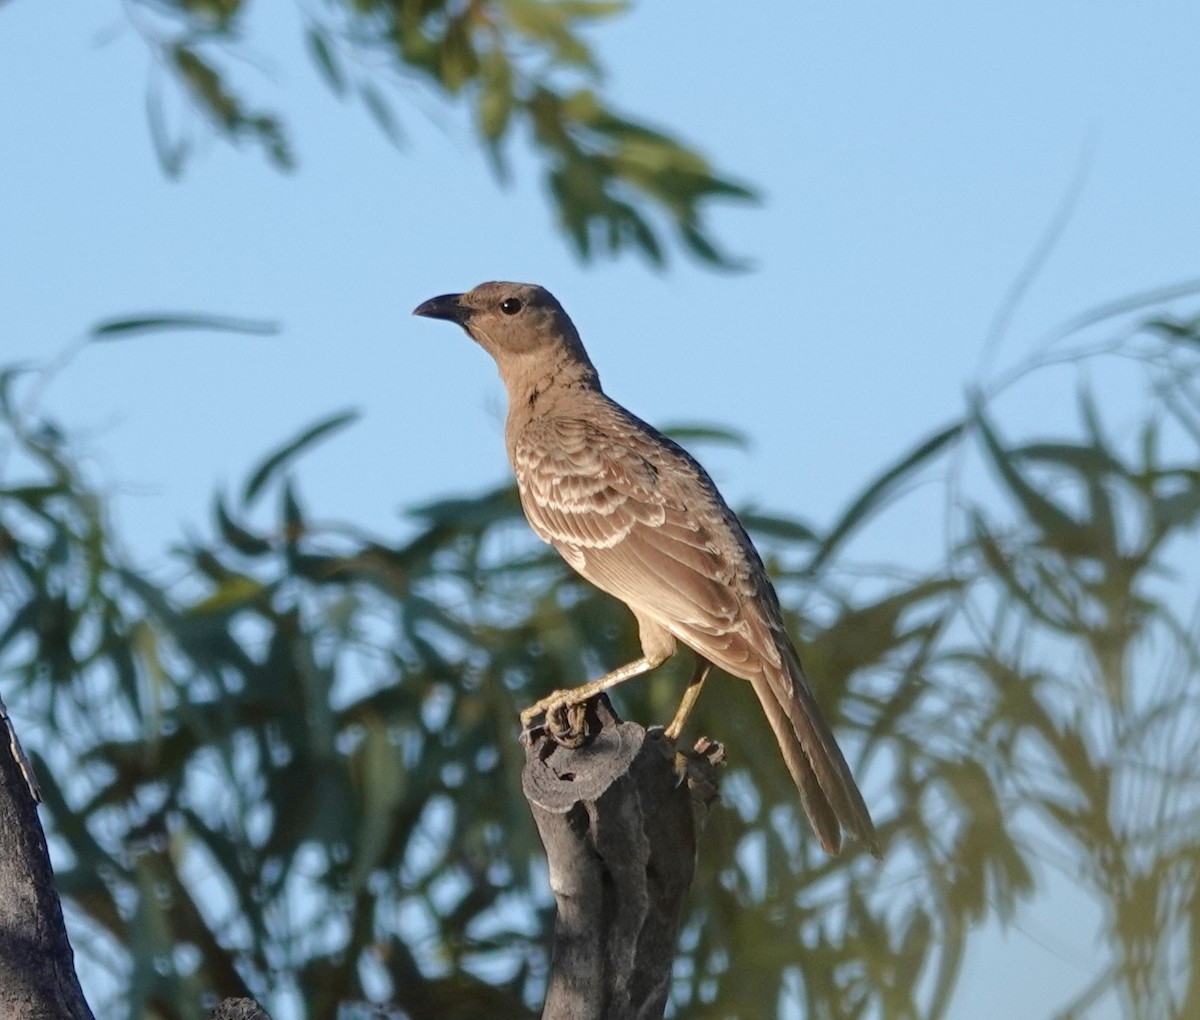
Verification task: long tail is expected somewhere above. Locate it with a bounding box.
[749,646,879,857]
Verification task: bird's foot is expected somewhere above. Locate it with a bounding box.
[546,700,591,749]
[520,692,593,749]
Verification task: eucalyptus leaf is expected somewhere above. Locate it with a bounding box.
[90,313,279,341]
[242,409,359,506]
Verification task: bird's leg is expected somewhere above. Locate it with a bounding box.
[520,654,662,731]
[664,656,713,741]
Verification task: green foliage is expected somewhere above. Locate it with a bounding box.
[2,306,1199,1018]
[90,314,279,342]
[129,0,754,268]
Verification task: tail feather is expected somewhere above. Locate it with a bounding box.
[749,651,879,858]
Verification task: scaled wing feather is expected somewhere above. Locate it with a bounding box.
[514,415,780,678]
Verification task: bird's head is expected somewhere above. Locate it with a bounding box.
[413,281,581,361]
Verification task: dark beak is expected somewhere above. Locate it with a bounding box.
[413,293,468,324]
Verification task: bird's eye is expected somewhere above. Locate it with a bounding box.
[500,297,523,315]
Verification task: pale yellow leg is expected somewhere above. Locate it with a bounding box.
[663,658,712,741]
[520,654,662,729]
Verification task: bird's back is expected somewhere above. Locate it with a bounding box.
[509,390,789,687]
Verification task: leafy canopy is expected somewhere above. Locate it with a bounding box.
[133,0,755,268]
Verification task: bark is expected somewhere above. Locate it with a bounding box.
[0,695,95,1020]
[207,999,272,1020]
[522,696,723,1020]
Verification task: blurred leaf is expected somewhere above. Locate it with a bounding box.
[1145,312,1200,344]
[281,478,306,556]
[972,402,1094,553]
[528,85,756,267]
[90,313,279,340]
[506,0,607,69]
[171,42,293,171]
[408,482,524,531]
[350,713,408,889]
[1153,473,1200,528]
[739,510,818,546]
[187,573,268,615]
[359,82,404,148]
[147,79,189,178]
[0,598,38,656]
[1012,441,1120,477]
[478,49,514,143]
[661,423,750,450]
[969,509,1067,629]
[1,484,65,505]
[214,494,273,555]
[242,409,359,506]
[811,419,963,573]
[1013,437,1122,561]
[306,26,346,96]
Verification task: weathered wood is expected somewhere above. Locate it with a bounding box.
[207,998,272,1020]
[0,694,95,1020]
[522,696,722,1020]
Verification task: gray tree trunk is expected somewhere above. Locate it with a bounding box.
[0,695,95,1020]
[522,696,723,1020]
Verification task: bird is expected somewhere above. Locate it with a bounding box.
[413,282,878,857]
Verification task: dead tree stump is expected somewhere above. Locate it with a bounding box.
[521,696,723,1020]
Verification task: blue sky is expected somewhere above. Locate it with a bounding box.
[3,1,1200,1017]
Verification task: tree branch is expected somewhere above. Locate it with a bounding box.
[0,692,95,1020]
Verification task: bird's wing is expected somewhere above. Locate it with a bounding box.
[513,414,782,679]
